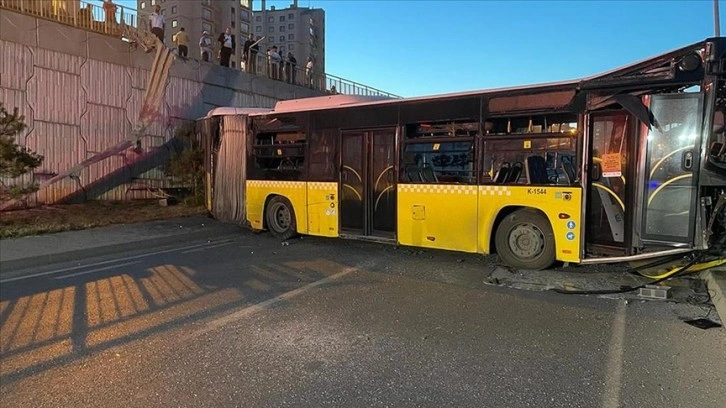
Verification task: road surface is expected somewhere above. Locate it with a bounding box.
[1,222,724,407]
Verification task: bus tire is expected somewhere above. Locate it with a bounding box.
[495,209,555,270]
[265,196,298,240]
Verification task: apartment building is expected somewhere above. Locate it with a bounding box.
[137,0,253,68]
[252,0,325,73]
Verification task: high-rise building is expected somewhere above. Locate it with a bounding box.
[252,0,325,74]
[137,0,253,69]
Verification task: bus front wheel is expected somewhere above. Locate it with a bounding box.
[265,196,298,240]
[495,209,555,270]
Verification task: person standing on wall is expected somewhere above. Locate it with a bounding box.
[173,27,189,58]
[243,33,256,73]
[102,0,117,34]
[286,52,297,84]
[305,57,314,88]
[199,30,213,62]
[251,37,261,72]
[217,28,235,68]
[268,46,281,80]
[149,5,164,43]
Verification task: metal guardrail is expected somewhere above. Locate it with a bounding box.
[0,0,400,99]
[0,0,137,36]
[240,52,399,98]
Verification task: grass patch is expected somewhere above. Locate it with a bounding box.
[0,200,208,238]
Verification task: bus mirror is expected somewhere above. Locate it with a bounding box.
[591,163,601,181]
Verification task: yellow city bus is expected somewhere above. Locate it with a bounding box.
[200,37,726,270]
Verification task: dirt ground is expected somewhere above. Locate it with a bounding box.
[0,200,207,238]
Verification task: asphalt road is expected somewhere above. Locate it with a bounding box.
[1,227,724,408]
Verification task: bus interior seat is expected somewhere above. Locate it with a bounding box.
[506,161,523,183]
[710,142,724,158]
[493,162,510,184]
[421,164,438,182]
[525,155,550,184]
[277,158,297,170]
[405,165,423,183]
[561,159,576,184]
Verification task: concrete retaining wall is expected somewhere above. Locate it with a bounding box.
[0,8,322,204]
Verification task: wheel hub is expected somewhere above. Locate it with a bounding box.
[271,203,291,231]
[508,223,545,259]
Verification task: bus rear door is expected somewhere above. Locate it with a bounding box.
[339,129,397,239]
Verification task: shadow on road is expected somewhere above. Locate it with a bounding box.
[0,243,360,385]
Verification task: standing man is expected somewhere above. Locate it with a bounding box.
[149,5,164,43]
[217,28,235,68]
[102,0,117,26]
[243,33,256,73]
[172,27,189,57]
[286,52,297,84]
[268,46,281,80]
[199,30,213,62]
[251,37,261,72]
[305,57,314,87]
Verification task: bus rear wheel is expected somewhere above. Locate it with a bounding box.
[265,196,298,240]
[495,209,555,270]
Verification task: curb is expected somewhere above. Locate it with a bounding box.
[701,267,726,323]
[0,227,243,277]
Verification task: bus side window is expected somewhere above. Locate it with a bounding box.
[401,120,477,184]
[252,131,306,176]
[482,139,527,185]
[483,149,575,185]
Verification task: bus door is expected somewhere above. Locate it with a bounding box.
[587,112,634,251]
[340,129,397,238]
[638,94,703,245]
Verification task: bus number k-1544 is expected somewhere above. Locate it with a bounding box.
[527,188,547,195]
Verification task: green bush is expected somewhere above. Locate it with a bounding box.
[0,103,43,204]
[166,122,204,206]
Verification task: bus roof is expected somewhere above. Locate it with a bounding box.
[272,94,395,113]
[204,107,273,118]
[250,79,580,117]
[243,38,710,117]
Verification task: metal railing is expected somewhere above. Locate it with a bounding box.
[0,0,137,36]
[0,0,400,99]
[240,52,399,98]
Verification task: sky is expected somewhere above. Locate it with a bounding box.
[112,0,723,97]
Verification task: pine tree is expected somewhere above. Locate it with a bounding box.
[0,103,44,203]
[165,122,204,205]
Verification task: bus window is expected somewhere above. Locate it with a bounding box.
[481,113,578,185]
[482,137,576,185]
[401,121,477,184]
[642,94,703,241]
[308,129,337,181]
[252,131,306,179]
[401,141,475,183]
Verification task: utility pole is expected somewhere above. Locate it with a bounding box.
[716,0,721,37]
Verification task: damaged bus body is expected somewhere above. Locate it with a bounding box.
[199,37,726,270]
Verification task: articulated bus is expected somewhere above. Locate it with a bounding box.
[200,37,726,270]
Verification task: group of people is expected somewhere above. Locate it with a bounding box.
[146,5,232,63]
[240,34,311,85]
[146,6,317,88]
